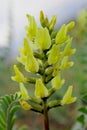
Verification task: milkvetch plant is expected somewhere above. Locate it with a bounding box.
[0,11,77,130]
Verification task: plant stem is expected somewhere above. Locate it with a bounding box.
[43,98,50,130]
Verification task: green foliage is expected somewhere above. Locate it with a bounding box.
[0,93,21,130]
[73,10,87,96]
[71,10,87,130]
[77,114,85,125]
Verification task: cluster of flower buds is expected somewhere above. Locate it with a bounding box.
[11,11,76,112]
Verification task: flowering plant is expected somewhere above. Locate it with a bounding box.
[0,11,76,130]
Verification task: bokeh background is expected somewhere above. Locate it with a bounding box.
[0,0,87,130]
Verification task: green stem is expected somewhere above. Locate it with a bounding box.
[43,99,50,130]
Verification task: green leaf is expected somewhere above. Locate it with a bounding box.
[0,93,21,130]
[0,110,6,122]
[10,116,17,130]
[77,114,85,125]
[0,117,6,127]
[78,107,87,114]
[0,124,5,130]
[81,94,87,103]
[10,105,20,118]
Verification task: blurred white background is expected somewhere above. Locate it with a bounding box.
[0,0,87,58]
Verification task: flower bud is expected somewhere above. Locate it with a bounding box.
[36,28,51,50]
[40,10,45,27]
[61,86,77,105]
[49,15,57,31]
[45,67,53,75]
[52,64,60,77]
[35,79,48,98]
[66,21,75,32]
[19,100,32,110]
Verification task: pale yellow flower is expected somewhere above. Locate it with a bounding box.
[62,38,76,56]
[60,56,74,70]
[61,86,77,105]
[52,74,65,89]
[25,54,39,72]
[48,44,61,65]
[36,28,51,50]
[26,14,37,40]
[35,79,48,98]
[11,65,27,82]
[56,24,69,44]
[19,83,30,99]
[17,47,27,65]
[19,83,31,110]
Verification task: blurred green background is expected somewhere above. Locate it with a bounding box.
[0,0,87,130]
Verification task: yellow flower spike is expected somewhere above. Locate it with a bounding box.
[61,86,77,105]
[60,56,74,70]
[19,83,30,100]
[26,14,37,40]
[25,54,39,72]
[35,79,48,98]
[48,44,61,65]
[56,24,69,44]
[19,99,32,110]
[11,65,27,82]
[36,28,51,50]
[62,38,76,56]
[52,74,65,89]
[49,15,57,31]
[66,21,75,32]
